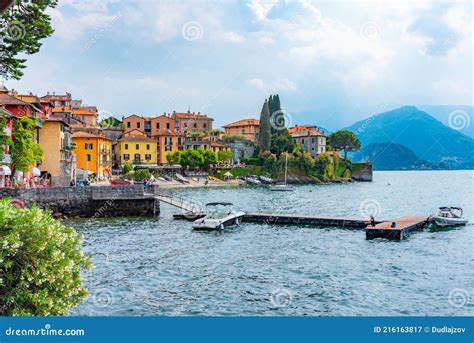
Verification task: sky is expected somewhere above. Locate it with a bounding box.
[4,0,473,129]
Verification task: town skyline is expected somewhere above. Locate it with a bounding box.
[3,0,472,130]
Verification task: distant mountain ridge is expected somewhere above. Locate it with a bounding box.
[351,142,436,170]
[345,106,474,169]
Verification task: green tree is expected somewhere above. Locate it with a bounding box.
[11,116,43,173]
[270,128,296,156]
[217,149,232,163]
[314,153,332,181]
[0,199,92,315]
[200,148,217,169]
[166,151,181,165]
[1,1,57,80]
[291,145,314,174]
[328,130,361,159]
[180,149,204,169]
[258,99,271,151]
[0,111,12,161]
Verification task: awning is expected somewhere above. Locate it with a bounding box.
[32,167,41,177]
[0,165,11,176]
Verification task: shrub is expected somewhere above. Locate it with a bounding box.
[133,169,152,181]
[122,163,134,174]
[0,199,92,315]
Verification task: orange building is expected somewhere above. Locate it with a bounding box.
[72,132,112,178]
[72,107,98,126]
[172,110,213,132]
[223,118,260,142]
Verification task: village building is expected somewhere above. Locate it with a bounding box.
[223,118,260,142]
[117,131,157,166]
[37,116,76,187]
[172,110,213,133]
[72,132,112,179]
[289,125,327,157]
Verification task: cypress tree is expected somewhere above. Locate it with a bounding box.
[258,99,271,151]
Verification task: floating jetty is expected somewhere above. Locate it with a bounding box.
[365,216,428,240]
[242,212,374,228]
[157,193,430,240]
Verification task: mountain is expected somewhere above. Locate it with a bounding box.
[345,106,474,169]
[417,105,473,139]
[351,142,437,170]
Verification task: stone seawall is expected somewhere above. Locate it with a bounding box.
[0,185,159,217]
[351,163,373,182]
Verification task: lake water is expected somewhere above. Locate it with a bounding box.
[70,171,474,316]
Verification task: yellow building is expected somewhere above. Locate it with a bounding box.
[72,132,112,178]
[37,117,76,187]
[117,133,157,166]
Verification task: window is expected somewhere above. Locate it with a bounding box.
[137,122,141,128]
[156,123,160,129]
[177,137,182,145]
[165,146,171,151]
[184,123,187,127]
[84,143,93,150]
[242,129,245,134]
[127,122,131,128]
[193,123,197,128]
[124,144,128,150]
[146,144,150,150]
[145,154,151,160]
[203,123,207,128]
[166,123,170,129]
[301,139,305,144]
[136,144,139,150]
[311,138,315,143]
[86,154,91,161]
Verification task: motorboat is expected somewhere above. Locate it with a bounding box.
[192,202,246,230]
[270,152,294,191]
[429,207,468,227]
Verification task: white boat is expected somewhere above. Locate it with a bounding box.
[259,176,274,184]
[192,202,246,230]
[270,153,294,191]
[429,207,468,227]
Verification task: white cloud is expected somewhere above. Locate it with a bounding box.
[246,0,278,21]
[218,31,246,43]
[248,78,297,91]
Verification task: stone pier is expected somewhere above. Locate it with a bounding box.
[0,185,159,217]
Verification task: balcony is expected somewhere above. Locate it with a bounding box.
[133,159,142,164]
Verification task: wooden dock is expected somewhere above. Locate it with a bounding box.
[365,216,428,240]
[242,213,375,228]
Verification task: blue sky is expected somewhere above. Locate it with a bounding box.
[5,0,473,129]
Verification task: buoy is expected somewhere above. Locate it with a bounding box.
[10,199,25,209]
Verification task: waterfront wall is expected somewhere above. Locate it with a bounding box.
[0,185,159,217]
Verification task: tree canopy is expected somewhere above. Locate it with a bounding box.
[328,130,361,159]
[11,116,43,172]
[258,99,271,151]
[0,0,57,80]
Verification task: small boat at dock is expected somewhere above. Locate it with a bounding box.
[192,202,245,230]
[429,207,468,227]
[270,153,294,191]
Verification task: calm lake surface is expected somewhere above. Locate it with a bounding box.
[71,171,474,316]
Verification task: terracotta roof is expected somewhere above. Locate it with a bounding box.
[42,117,69,125]
[72,108,96,116]
[152,129,176,137]
[173,112,213,120]
[288,125,315,134]
[118,135,156,143]
[72,132,111,140]
[290,129,325,138]
[223,118,259,128]
[0,93,31,106]
[41,93,72,101]
[211,141,230,148]
[14,94,40,104]
[69,123,99,129]
[0,108,12,118]
[52,106,72,113]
